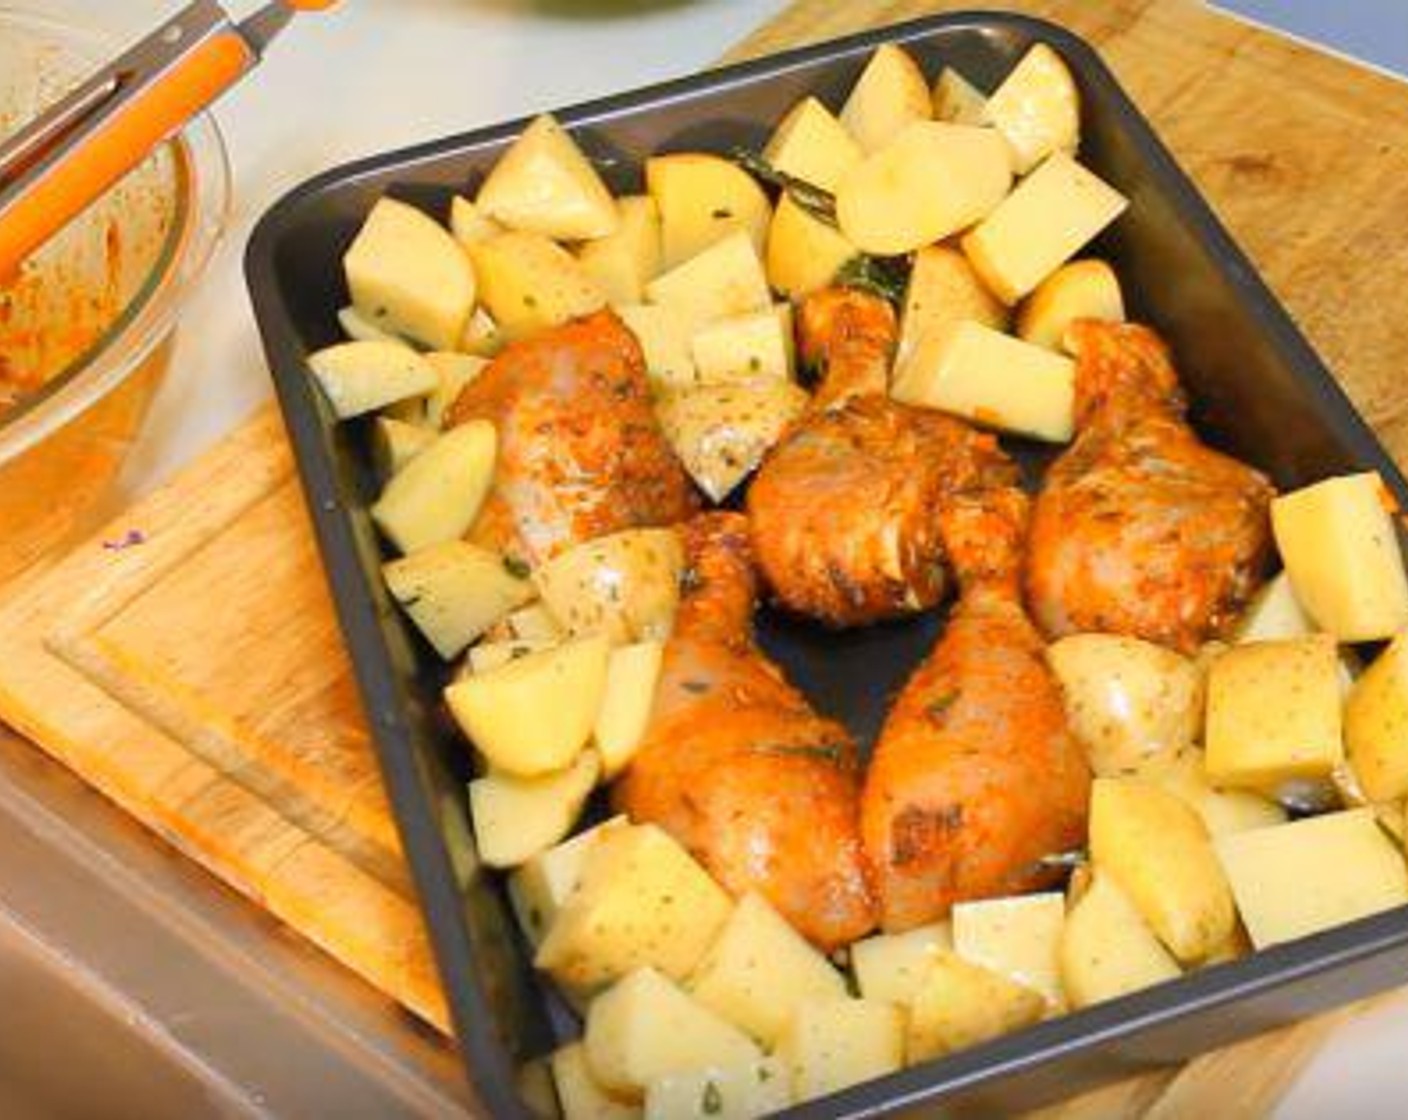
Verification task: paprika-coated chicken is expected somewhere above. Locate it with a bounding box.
[446,309,697,566]
[613,512,876,950]
[748,288,1011,627]
[863,486,1092,932]
[1027,320,1275,653]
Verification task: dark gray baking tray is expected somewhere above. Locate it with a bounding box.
[246,11,1408,1117]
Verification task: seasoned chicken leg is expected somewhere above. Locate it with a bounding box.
[613,512,876,949]
[1027,320,1274,653]
[446,309,697,566]
[863,486,1091,932]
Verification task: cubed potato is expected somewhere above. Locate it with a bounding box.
[952,893,1066,1013]
[551,1043,641,1120]
[445,635,610,776]
[905,951,1045,1064]
[687,892,846,1046]
[891,319,1074,443]
[344,197,476,351]
[448,195,503,248]
[1089,777,1236,963]
[477,114,618,240]
[1347,634,1408,802]
[337,304,397,343]
[424,351,489,429]
[460,306,507,357]
[307,339,438,420]
[895,244,1007,368]
[836,123,1012,255]
[1216,809,1408,949]
[690,305,794,386]
[850,920,952,1007]
[983,43,1081,174]
[508,602,565,643]
[1147,750,1287,837]
[371,416,435,478]
[839,44,932,153]
[777,998,904,1103]
[656,381,809,503]
[764,194,857,301]
[509,816,629,946]
[617,303,698,390]
[371,420,497,554]
[1204,636,1344,789]
[644,230,772,332]
[963,154,1128,304]
[763,96,863,192]
[537,823,732,991]
[1016,259,1125,350]
[577,196,663,306]
[469,750,600,868]
[1046,633,1202,777]
[467,639,554,676]
[1271,473,1408,642]
[1060,872,1181,1010]
[382,540,535,659]
[467,231,607,341]
[647,153,772,269]
[931,67,987,125]
[534,528,684,644]
[595,641,665,778]
[644,1057,789,1120]
[1234,572,1360,693]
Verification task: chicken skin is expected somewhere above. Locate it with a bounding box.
[749,288,1012,627]
[1027,321,1275,653]
[613,512,876,950]
[863,486,1091,932]
[446,309,697,566]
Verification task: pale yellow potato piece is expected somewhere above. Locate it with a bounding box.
[1271,473,1408,642]
[1346,633,1408,802]
[508,816,629,946]
[344,198,476,351]
[577,196,663,306]
[537,823,732,991]
[371,420,497,554]
[448,195,503,248]
[644,1057,789,1120]
[1234,572,1360,693]
[551,1043,641,1120]
[508,602,564,643]
[983,43,1081,174]
[371,416,434,478]
[460,306,507,357]
[690,305,794,386]
[891,319,1074,443]
[931,67,987,124]
[644,230,772,332]
[469,751,600,869]
[687,892,846,1046]
[477,114,618,240]
[594,641,664,779]
[1145,750,1287,837]
[466,638,554,676]
[836,122,1012,255]
[777,998,904,1103]
[1089,777,1236,963]
[963,153,1128,303]
[616,303,697,390]
[849,922,951,1008]
[896,244,1007,368]
[382,540,534,659]
[763,96,863,192]
[1216,809,1408,949]
[1017,259,1125,350]
[337,304,397,343]
[647,153,771,269]
[952,893,1066,1013]
[534,528,684,644]
[764,194,857,301]
[308,339,438,420]
[656,381,809,503]
[906,950,1045,1063]
[445,635,610,776]
[1204,636,1344,789]
[839,43,932,153]
[1060,872,1181,1010]
[1046,633,1201,777]
[468,231,606,341]
[423,351,488,429]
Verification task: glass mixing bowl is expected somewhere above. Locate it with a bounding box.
[0,9,229,584]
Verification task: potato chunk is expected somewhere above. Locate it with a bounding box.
[645,231,772,332]
[507,602,564,643]
[1090,778,1236,963]
[577,196,663,306]
[382,540,534,659]
[584,968,760,1101]
[905,951,1045,1063]
[477,114,618,240]
[371,420,497,554]
[896,244,1007,368]
[594,641,665,779]
[448,195,502,248]
[644,1057,789,1120]
[371,416,434,478]
[1147,750,1287,837]
[1017,259,1125,350]
[509,816,629,946]
[467,638,553,676]
[777,998,904,1103]
[423,351,488,429]
[763,96,862,192]
[1346,634,1408,802]
[1271,473,1408,642]
[536,823,732,991]
[337,304,397,343]
[551,1043,640,1120]
[983,43,1080,174]
[764,195,857,301]
[1216,809,1408,949]
[850,920,952,1007]
[952,893,1066,1013]
[307,339,438,420]
[469,750,600,868]
[1205,636,1344,789]
[617,304,697,390]
[467,231,606,341]
[931,67,987,124]
[690,306,794,386]
[647,153,772,269]
[839,44,931,153]
[1060,872,1180,1010]
[534,528,684,645]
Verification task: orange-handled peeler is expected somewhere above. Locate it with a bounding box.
[0,0,334,279]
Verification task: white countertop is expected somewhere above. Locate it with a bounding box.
[37,2,1408,1115]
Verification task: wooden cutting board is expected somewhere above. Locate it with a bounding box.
[2,0,1407,1113]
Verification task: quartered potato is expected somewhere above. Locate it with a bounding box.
[644,1056,790,1120]
[448,195,503,248]
[896,244,1008,368]
[508,602,565,643]
[467,231,607,341]
[467,638,554,676]
[477,113,619,240]
[371,416,434,478]
[905,950,1045,1063]
[423,351,488,429]
[1147,750,1287,838]
[533,528,685,644]
[647,153,772,269]
[983,43,1081,174]
[1060,872,1180,1010]
[644,229,772,331]
[371,419,497,553]
[764,193,857,302]
[931,67,987,125]
[337,304,397,343]
[839,43,931,153]
[616,303,698,390]
[576,195,663,306]
[690,305,794,386]
[777,998,905,1102]
[594,640,666,778]
[763,95,863,192]
[551,1043,640,1120]
[509,816,630,946]
[1346,634,1408,802]
[469,750,600,868]
[1017,258,1125,350]
[850,920,952,1007]
[307,339,438,420]
[952,893,1066,1013]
